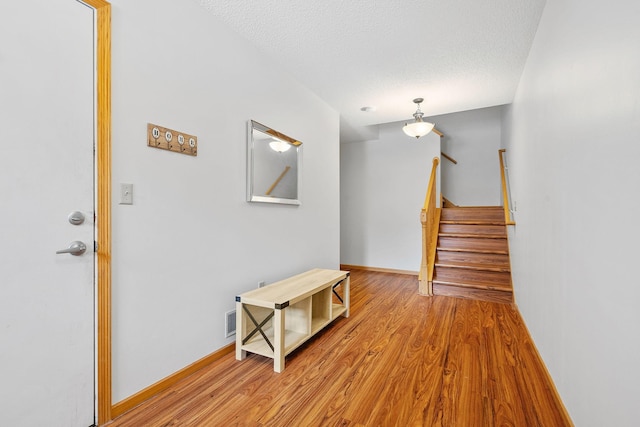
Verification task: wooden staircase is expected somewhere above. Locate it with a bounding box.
[433,206,513,303]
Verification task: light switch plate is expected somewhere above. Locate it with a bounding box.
[120,183,133,205]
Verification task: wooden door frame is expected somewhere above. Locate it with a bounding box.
[81,0,112,424]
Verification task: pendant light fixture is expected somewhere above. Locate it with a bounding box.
[402,98,435,139]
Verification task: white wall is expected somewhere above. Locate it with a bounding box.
[340,123,440,272]
[111,0,339,402]
[429,106,504,206]
[502,0,640,425]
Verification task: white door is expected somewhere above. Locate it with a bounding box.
[0,0,96,425]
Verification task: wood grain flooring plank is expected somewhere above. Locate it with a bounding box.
[317,276,414,425]
[107,271,571,427]
[404,296,457,427]
[438,298,486,426]
[354,286,432,426]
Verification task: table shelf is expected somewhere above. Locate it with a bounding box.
[332,304,347,319]
[242,327,309,357]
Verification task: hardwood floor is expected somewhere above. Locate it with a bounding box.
[107,270,571,426]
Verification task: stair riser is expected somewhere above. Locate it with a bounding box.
[435,263,510,273]
[440,207,504,222]
[438,236,508,253]
[434,266,512,287]
[436,251,510,267]
[439,223,506,237]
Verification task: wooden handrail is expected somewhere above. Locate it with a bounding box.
[422,157,439,210]
[441,151,457,164]
[419,157,441,296]
[265,166,291,196]
[442,196,458,207]
[498,149,516,225]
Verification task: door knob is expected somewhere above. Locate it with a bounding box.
[56,241,87,256]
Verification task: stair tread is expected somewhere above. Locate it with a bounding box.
[440,220,506,225]
[442,206,503,210]
[437,247,509,255]
[439,232,506,239]
[435,260,510,272]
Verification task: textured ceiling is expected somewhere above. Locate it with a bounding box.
[196,0,546,142]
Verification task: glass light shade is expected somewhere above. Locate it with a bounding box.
[402,121,435,138]
[269,139,292,152]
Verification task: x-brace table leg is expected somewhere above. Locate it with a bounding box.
[242,305,275,352]
[332,279,345,303]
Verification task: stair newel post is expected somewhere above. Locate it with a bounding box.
[419,208,429,295]
[419,157,441,296]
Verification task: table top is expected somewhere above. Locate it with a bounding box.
[236,268,349,308]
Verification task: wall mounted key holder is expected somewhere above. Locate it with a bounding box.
[147,123,197,156]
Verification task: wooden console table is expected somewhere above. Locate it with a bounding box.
[235,269,350,372]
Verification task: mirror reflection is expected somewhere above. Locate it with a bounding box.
[247,120,302,205]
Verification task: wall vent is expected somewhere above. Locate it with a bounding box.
[225,310,236,337]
